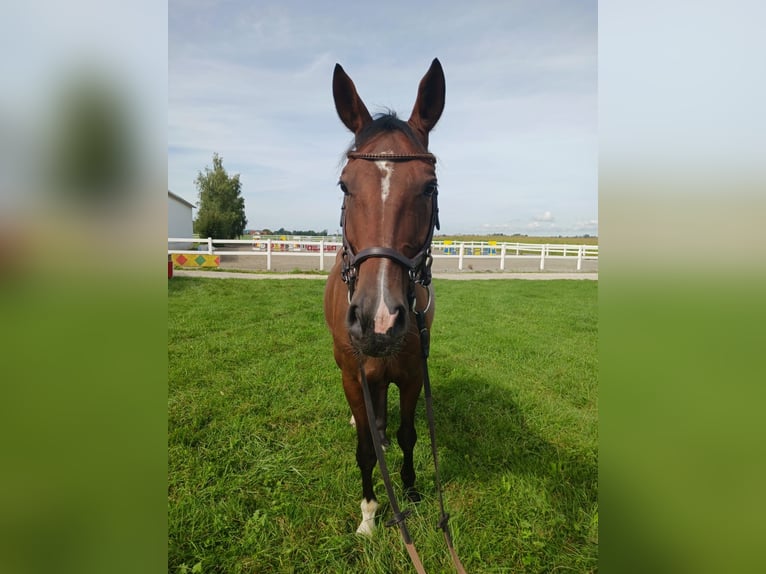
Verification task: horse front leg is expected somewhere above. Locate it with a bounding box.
[343,371,379,536]
[397,378,423,502]
[354,419,378,536]
[375,381,390,449]
[350,382,389,450]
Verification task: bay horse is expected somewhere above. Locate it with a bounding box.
[324,59,445,537]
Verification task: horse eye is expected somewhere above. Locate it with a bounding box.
[424,182,438,196]
[338,181,350,195]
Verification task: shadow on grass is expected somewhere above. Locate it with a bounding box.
[429,373,597,525]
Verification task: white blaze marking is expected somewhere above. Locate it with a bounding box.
[376,161,394,203]
[371,157,398,335]
[356,498,378,536]
[373,260,398,334]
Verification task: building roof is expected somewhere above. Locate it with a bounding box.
[168,190,196,209]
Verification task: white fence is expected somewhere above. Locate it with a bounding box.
[168,237,598,272]
[431,240,598,271]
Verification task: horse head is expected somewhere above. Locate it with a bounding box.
[333,59,445,357]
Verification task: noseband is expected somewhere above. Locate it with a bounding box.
[339,152,440,301]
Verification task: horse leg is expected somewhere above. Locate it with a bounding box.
[350,382,389,449]
[354,422,379,536]
[343,372,379,536]
[397,379,423,502]
[375,381,390,449]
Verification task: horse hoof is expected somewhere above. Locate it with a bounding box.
[405,488,422,503]
[356,521,375,537]
[356,499,378,536]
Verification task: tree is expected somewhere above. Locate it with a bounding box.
[47,70,137,204]
[193,154,247,238]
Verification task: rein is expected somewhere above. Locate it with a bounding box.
[339,152,440,300]
[415,310,467,574]
[342,151,466,572]
[357,306,467,574]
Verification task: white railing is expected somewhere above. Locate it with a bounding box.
[168,238,342,271]
[168,238,598,272]
[430,241,599,271]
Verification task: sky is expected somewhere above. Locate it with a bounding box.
[169,0,597,236]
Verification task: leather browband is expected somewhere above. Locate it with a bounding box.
[347,151,436,164]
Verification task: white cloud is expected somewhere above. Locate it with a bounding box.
[535,211,555,222]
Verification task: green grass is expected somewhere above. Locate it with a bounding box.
[168,278,597,573]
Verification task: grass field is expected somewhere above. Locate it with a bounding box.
[168,277,597,573]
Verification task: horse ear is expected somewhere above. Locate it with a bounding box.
[333,64,373,135]
[408,58,446,142]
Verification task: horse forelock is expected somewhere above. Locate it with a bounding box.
[346,112,429,155]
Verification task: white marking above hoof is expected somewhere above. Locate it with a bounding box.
[355,498,378,537]
[350,414,356,427]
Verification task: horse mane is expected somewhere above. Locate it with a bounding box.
[345,111,428,155]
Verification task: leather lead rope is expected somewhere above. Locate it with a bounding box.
[415,311,468,574]
[359,363,427,574]
[357,312,468,574]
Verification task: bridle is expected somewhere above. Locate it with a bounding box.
[339,151,440,307]
[339,150,467,574]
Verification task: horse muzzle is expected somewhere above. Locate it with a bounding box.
[347,297,409,357]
